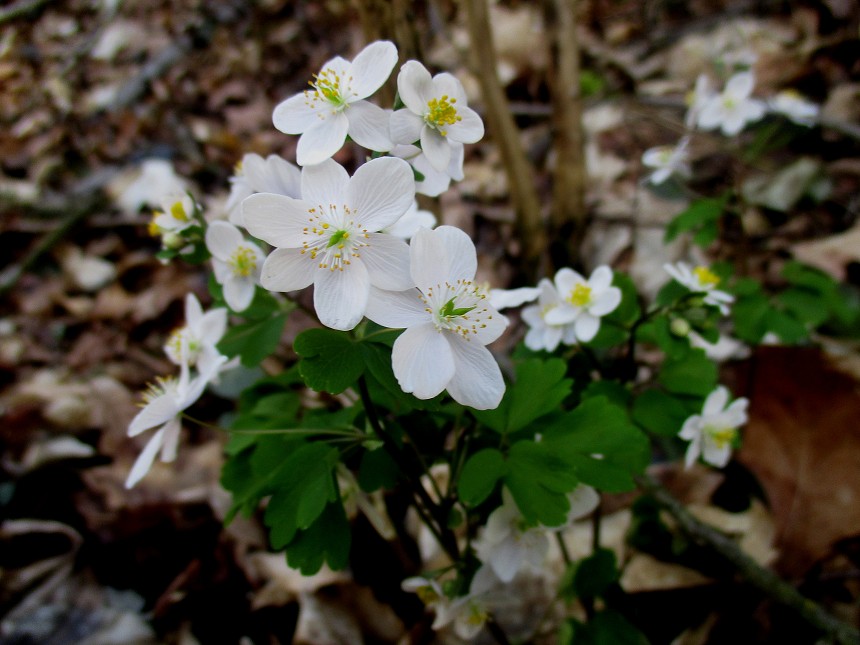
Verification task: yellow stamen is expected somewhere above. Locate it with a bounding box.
[693,266,720,287]
[229,246,257,277]
[425,95,461,135]
[567,283,592,307]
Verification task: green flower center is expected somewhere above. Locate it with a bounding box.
[439,296,476,318]
[705,425,737,449]
[425,95,461,136]
[567,283,592,307]
[229,246,258,277]
[311,68,346,107]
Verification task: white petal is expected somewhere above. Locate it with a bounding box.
[347,157,414,232]
[224,276,256,312]
[544,326,563,352]
[313,260,370,330]
[205,221,242,261]
[488,286,540,310]
[397,60,433,113]
[696,101,724,131]
[347,101,393,152]
[447,141,465,181]
[243,193,312,248]
[302,158,350,207]
[589,286,621,317]
[392,323,455,399]
[184,292,203,326]
[574,313,600,342]
[389,109,424,144]
[262,155,302,197]
[702,440,731,468]
[446,336,505,410]
[360,233,414,290]
[158,417,182,462]
[487,535,525,582]
[471,307,508,346]
[365,286,428,328]
[543,304,578,325]
[198,308,227,345]
[296,113,350,167]
[410,226,477,288]
[272,92,324,134]
[678,416,701,440]
[431,72,468,104]
[129,394,179,437]
[420,126,452,172]
[684,436,701,469]
[566,485,600,523]
[554,268,587,295]
[349,40,398,99]
[588,265,613,291]
[125,425,166,488]
[446,107,484,144]
[725,72,755,100]
[260,247,315,292]
[703,386,729,416]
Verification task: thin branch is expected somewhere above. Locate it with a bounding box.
[637,474,860,645]
[462,0,545,277]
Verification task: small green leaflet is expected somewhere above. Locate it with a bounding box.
[459,448,508,506]
[658,349,717,397]
[294,328,365,394]
[285,502,351,575]
[218,311,290,367]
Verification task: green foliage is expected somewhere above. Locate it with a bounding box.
[459,448,507,506]
[294,328,366,394]
[664,195,729,247]
[358,447,399,492]
[561,611,650,645]
[658,349,718,397]
[473,358,572,434]
[218,310,291,367]
[541,398,650,492]
[570,548,620,600]
[505,440,580,526]
[285,501,351,574]
[586,273,642,348]
[631,389,692,437]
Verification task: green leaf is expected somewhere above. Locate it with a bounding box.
[658,349,717,397]
[505,440,580,526]
[358,447,399,492]
[565,611,650,645]
[631,389,690,437]
[218,311,290,367]
[459,448,508,506]
[474,358,572,434]
[582,381,630,407]
[777,288,828,327]
[664,196,727,243]
[285,501,351,574]
[542,398,650,492]
[731,290,770,343]
[294,328,365,394]
[573,548,620,599]
[765,309,809,343]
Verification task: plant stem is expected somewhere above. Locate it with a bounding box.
[636,474,860,645]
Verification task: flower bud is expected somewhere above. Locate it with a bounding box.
[670,317,691,337]
[162,231,184,249]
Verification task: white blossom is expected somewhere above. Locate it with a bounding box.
[663,262,734,315]
[390,143,464,197]
[382,200,436,240]
[642,136,691,185]
[365,226,508,410]
[685,74,717,129]
[488,286,540,311]
[243,157,415,330]
[225,153,301,226]
[206,221,265,312]
[696,71,766,136]
[390,61,484,173]
[163,293,228,375]
[543,266,622,343]
[768,89,819,127]
[679,386,748,468]
[272,40,398,166]
[521,278,575,352]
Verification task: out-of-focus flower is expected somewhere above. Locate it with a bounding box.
[696,71,766,136]
[768,89,819,127]
[543,266,622,343]
[390,61,484,172]
[679,385,748,468]
[642,136,691,185]
[243,157,415,330]
[685,75,717,129]
[272,40,398,166]
[663,262,734,315]
[521,279,574,352]
[365,226,508,409]
[206,221,265,312]
[382,200,436,240]
[225,153,301,226]
[163,293,228,374]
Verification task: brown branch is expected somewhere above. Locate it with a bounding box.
[637,474,860,645]
[462,0,545,278]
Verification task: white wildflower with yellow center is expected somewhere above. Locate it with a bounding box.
[163,293,228,374]
[679,385,749,468]
[365,226,508,409]
[642,136,691,185]
[149,193,196,249]
[272,40,398,166]
[243,157,415,330]
[664,262,734,314]
[225,153,301,226]
[206,221,265,312]
[390,61,484,172]
[696,71,765,136]
[521,278,575,352]
[768,89,819,127]
[543,266,622,343]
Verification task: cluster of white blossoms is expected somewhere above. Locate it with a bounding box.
[642,69,820,185]
[125,294,235,488]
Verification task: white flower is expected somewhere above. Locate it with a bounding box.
[163,293,229,374]
[149,193,197,248]
[685,74,717,129]
[225,153,301,226]
[543,266,622,343]
[115,158,189,215]
[206,221,265,312]
[390,143,464,197]
[488,286,540,311]
[696,71,766,136]
[365,226,508,409]
[768,89,819,127]
[390,61,484,172]
[125,360,221,488]
[243,157,415,331]
[382,200,436,240]
[642,136,691,185]
[272,40,398,166]
[521,278,576,352]
[474,488,550,583]
[401,576,444,607]
[663,262,734,315]
[679,385,748,468]
[563,484,600,526]
[432,566,496,640]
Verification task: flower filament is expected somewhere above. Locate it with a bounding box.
[229,246,258,277]
[305,67,353,114]
[567,283,592,307]
[301,204,369,271]
[422,279,491,339]
[165,327,201,366]
[693,266,720,287]
[425,95,461,136]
